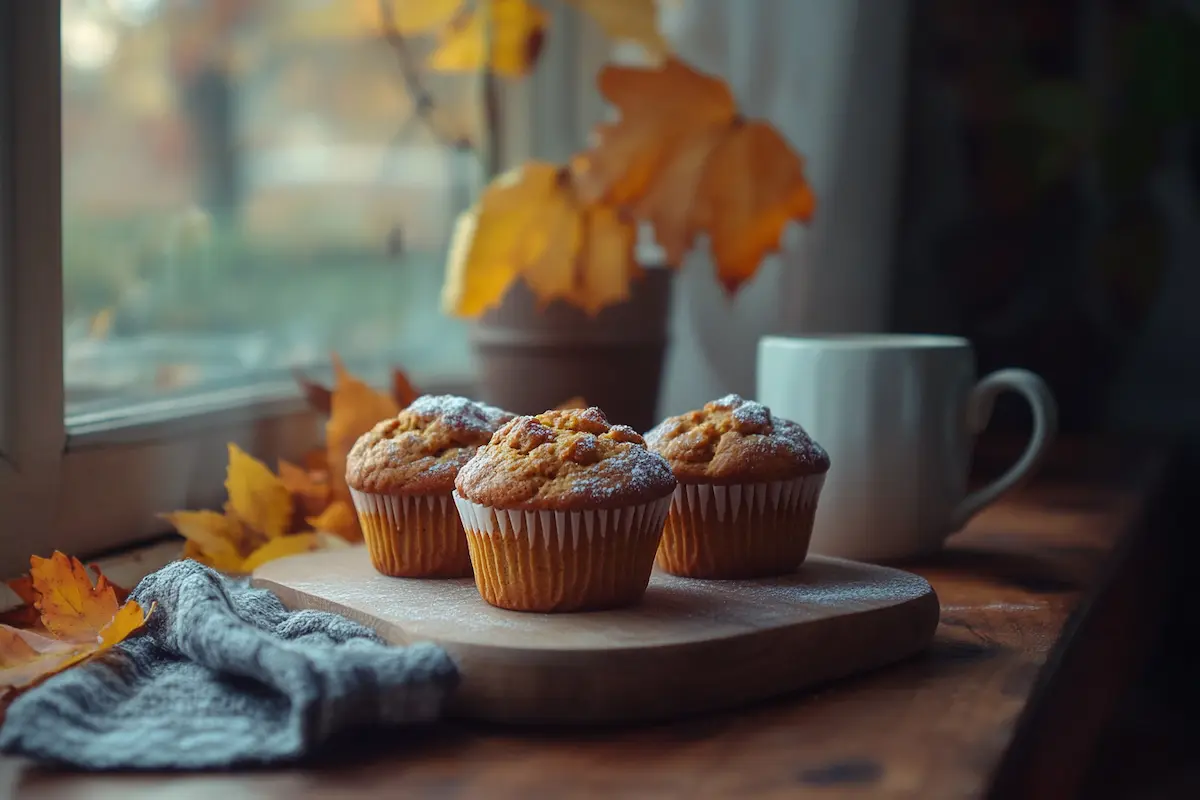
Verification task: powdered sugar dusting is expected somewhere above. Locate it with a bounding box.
[709,394,743,410]
[407,394,512,439]
[645,394,830,481]
[731,399,771,430]
[560,445,676,504]
[455,407,678,509]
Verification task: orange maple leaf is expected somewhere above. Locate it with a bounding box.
[306,500,361,543]
[577,58,817,294]
[294,363,418,416]
[0,577,42,630]
[31,552,126,644]
[278,459,332,519]
[443,162,642,317]
[302,448,329,473]
[326,354,400,502]
[1,552,152,707]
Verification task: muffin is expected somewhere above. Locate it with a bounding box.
[453,406,677,612]
[645,394,830,578]
[347,394,514,577]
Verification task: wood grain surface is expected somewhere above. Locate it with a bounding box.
[252,551,941,723]
[0,438,1172,800]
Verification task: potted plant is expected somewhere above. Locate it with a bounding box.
[381,0,817,430]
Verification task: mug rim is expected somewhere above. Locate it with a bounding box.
[760,333,971,350]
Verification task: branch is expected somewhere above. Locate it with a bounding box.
[377,0,473,151]
[479,0,503,180]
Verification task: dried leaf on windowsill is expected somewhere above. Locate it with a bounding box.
[0,552,153,713]
[278,459,332,519]
[226,443,294,540]
[306,501,361,543]
[326,355,400,502]
[163,441,361,574]
[294,359,419,417]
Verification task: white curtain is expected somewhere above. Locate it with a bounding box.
[642,0,912,415]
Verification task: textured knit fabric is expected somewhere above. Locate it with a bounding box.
[0,559,458,769]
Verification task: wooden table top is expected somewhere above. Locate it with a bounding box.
[1,438,1174,800]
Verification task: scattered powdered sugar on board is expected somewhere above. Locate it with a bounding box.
[345,558,932,646]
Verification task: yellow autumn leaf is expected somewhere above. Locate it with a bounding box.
[442,206,519,317]
[306,500,361,542]
[565,0,669,60]
[225,443,294,539]
[443,162,640,317]
[428,0,548,78]
[384,0,464,34]
[54,599,154,673]
[96,600,151,649]
[159,510,247,573]
[240,533,348,573]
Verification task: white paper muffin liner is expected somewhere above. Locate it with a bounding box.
[670,473,825,523]
[658,473,826,578]
[350,488,471,577]
[451,492,674,612]
[452,493,674,546]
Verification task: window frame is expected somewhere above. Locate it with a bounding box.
[1,2,603,577]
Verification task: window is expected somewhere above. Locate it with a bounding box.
[61,0,480,415]
[1,1,602,576]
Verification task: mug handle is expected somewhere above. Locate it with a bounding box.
[948,368,1059,531]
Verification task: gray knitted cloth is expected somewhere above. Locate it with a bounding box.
[0,559,458,769]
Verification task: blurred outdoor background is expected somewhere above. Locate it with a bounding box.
[62,0,479,413]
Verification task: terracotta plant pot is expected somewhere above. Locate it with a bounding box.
[470,269,672,433]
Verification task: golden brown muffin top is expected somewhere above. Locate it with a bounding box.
[346,394,515,495]
[644,394,829,484]
[454,406,677,511]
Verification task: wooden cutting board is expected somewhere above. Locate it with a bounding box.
[252,546,939,724]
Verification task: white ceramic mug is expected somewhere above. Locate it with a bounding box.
[756,334,1058,562]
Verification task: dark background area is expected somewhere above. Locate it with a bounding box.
[893,1,1199,795]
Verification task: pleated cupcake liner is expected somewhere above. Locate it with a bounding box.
[452,492,674,613]
[350,489,473,578]
[656,473,826,579]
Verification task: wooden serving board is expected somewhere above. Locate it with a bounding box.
[252,546,940,724]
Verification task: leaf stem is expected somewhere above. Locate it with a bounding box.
[377,0,471,150]
[479,0,503,180]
